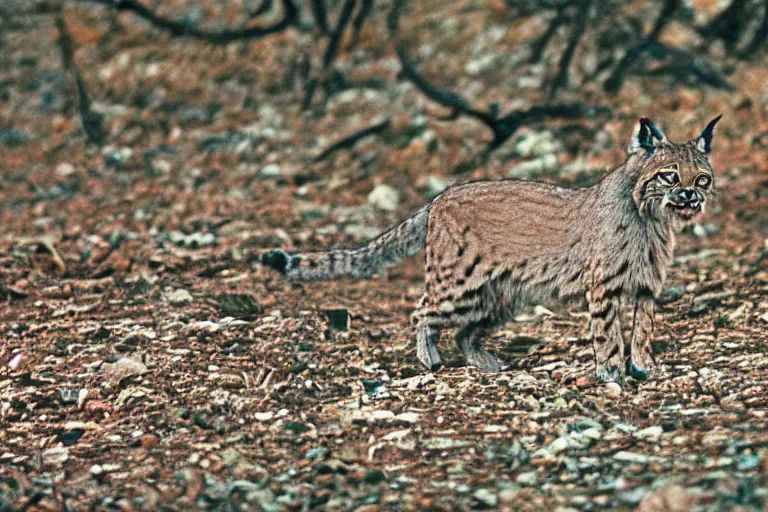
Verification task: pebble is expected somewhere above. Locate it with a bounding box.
[394,412,420,424]
[141,434,159,449]
[516,470,538,486]
[367,184,399,211]
[260,164,281,177]
[101,357,148,381]
[423,437,471,450]
[42,447,69,465]
[549,437,570,454]
[635,426,663,440]
[603,382,622,397]
[167,289,193,304]
[472,488,498,508]
[613,451,649,464]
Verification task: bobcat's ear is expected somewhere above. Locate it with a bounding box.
[628,117,667,155]
[693,114,722,154]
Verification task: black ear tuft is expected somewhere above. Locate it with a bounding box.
[262,249,291,274]
[637,117,666,153]
[696,114,722,154]
[638,117,654,151]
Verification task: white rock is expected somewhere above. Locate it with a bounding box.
[254,412,274,422]
[260,164,281,177]
[635,426,664,440]
[394,412,420,424]
[56,163,76,177]
[516,470,538,486]
[603,382,622,397]
[167,289,193,304]
[508,154,559,177]
[549,437,570,454]
[42,447,69,464]
[613,451,649,464]
[367,184,399,211]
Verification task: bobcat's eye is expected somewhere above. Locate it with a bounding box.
[695,174,712,189]
[656,171,679,186]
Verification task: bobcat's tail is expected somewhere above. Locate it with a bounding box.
[262,205,430,281]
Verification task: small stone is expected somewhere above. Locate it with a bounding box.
[167,289,193,304]
[516,470,538,486]
[635,426,663,440]
[101,357,147,382]
[472,488,498,509]
[253,411,275,421]
[613,451,649,464]
[508,154,558,178]
[499,487,520,503]
[549,437,570,454]
[423,437,471,450]
[603,382,622,397]
[737,453,760,471]
[56,162,76,176]
[367,184,399,211]
[581,427,603,441]
[394,412,420,424]
[42,447,69,465]
[637,485,696,512]
[141,434,159,449]
[426,175,450,198]
[515,130,560,157]
[260,164,281,177]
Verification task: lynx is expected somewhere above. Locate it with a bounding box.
[263,117,721,382]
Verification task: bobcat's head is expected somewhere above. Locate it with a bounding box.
[629,116,721,229]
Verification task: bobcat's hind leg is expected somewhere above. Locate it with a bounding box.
[455,320,504,373]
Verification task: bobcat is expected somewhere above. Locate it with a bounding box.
[263,117,721,383]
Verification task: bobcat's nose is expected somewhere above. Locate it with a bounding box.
[675,188,697,203]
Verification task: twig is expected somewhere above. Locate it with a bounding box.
[351,0,374,44]
[529,9,568,63]
[249,0,274,18]
[54,12,106,145]
[323,0,356,69]
[309,0,330,34]
[386,0,406,36]
[80,0,299,45]
[315,117,391,161]
[396,43,606,153]
[741,0,768,57]
[603,0,680,93]
[547,0,591,99]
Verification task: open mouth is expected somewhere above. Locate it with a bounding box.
[666,200,702,219]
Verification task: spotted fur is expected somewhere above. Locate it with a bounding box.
[264,117,721,382]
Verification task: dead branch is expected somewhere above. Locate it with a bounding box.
[528,9,568,63]
[315,117,391,161]
[741,0,768,57]
[396,44,606,153]
[79,0,299,45]
[54,12,106,146]
[547,0,591,99]
[309,0,330,35]
[351,0,374,44]
[322,0,356,69]
[603,0,682,93]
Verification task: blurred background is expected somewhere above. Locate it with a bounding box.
[0,0,766,276]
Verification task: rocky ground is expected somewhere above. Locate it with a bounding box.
[1,0,768,510]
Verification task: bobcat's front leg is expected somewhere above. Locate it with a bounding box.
[587,291,625,383]
[628,293,656,381]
